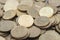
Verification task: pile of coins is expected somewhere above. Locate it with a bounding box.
[0,0,60,40]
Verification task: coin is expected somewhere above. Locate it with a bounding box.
[0,20,17,32]
[11,26,29,39]
[28,26,41,38]
[4,0,19,11]
[39,6,55,17]
[3,10,16,19]
[39,30,60,40]
[27,7,40,18]
[17,0,33,11]
[34,16,50,27]
[18,15,34,27]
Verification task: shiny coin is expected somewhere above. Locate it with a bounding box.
[18,15,34,27]
[4,0,19,11]
[39,6,54,17]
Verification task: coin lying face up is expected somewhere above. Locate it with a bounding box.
[28,26,41,38]
[39,30,60,40]
[4,0,19,11]
[11,26,29,39]
[0,20,17,32]
[3,10,16,19]
[17,0,33,11]
[34,16,50,27]
[18,15,34,27]
[39,6,54,17]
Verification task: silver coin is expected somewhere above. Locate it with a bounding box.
[28,26,41,38]
[34,16,50,27]
[0,20,17,32]
[3,10,16,19]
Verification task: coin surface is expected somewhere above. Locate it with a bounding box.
[11,26,29,39]
[4,0,19,11]
[34,16,50,27]
[39,6,54,17]
[39,30,60,40]
[17,0,33,11]
[18,15,34,27]
[28,26,41,38]
[3,10,16,19]
[27,7,40,18]
[0,20,17,32]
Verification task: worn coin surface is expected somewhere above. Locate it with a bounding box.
[28,26,41,38]
[17,0,33,11]
[3,10,16,19]
[34,16,50,27]
[11,26,29,39]
[39,30,60,40]
[18,15,34,27]
[0,20,17,32]
[4,0,19,11]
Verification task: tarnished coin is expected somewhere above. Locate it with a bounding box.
[0,36,6,40]
[0,20,17,32]
[16,10,27,17]
[18,15,34,27]
[11,26,29,39]
[27,7,40,18]
[39,30,60,40]
[48,0,60,7]
[4,0,19,11]
[28,26,41,38]
[34,16,50,27]
[3,10,16,19]
[17,0,33,11]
